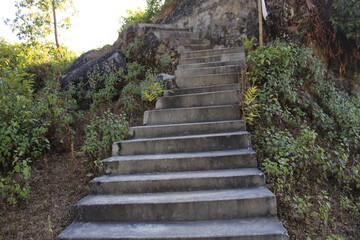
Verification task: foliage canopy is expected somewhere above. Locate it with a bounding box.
[5,0,76,46]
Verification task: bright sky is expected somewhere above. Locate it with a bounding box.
[0,0,147,53]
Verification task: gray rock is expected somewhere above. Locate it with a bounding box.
[158,0,257,47]
[65,50,95,73]
[156,73,177,89]
[60,50,126,89]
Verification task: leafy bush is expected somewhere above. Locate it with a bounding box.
[125,61,145,80]
[82,111,129,166]
[85,68,123,109]
[0,69,49,203]
[140,73,166,102]
[120,81,141,113]
[0,40,76,203]
[331,0,360,45]
[36,78,78,148]
[247,40,359,238]
[119,0,163,31]
[256,127,331,192]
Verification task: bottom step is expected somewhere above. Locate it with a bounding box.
[58,217,288,240]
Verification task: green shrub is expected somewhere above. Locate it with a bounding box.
[119,0,163,31]
[248,40,359,150]
[256,126,330,192]
[124,39,144,60]
[82,111,129,166]
[120,82,142,113]
[331,0,360,45]
[0,40,76,203]
[36,78,78,148]
[247,40,359,238]
[0,70,49,203]
[140,73,166,102]
[125,61,145,80]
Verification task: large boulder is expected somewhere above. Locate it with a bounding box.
[60,49,126,90]
[115,23,181,74]
[157,0,257,47]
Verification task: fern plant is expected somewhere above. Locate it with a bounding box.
[242,85,262,125]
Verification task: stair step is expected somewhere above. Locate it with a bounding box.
[130,120,246,138]
[134,23,191,32]
[176,73,239,88]
[175,65,240,77]
[154,30,200,39]
[156,89,239,109]
[165,83,239,96]
[103,149,257,175]
[178,59,245,70]
[57,217,288,240]
[143,104,240,125]
[58,38,288,238]
[112,131,251,156]
[175,38,211,45]
[182,44,212,51]
[90,168,265,194]
[181,47,244,59]
[179,52,245,65]
[73,187,277,222]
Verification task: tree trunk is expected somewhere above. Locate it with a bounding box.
[257,0,263,46]
[52,0,60,48]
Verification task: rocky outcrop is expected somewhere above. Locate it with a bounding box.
[158,0,257,47]
[59,50,126,89]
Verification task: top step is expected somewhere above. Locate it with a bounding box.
[181,47,244,59]
[132,23,191,32]
[154,31,200,39]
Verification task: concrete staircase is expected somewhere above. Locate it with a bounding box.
[58,40,288,239]
[123,23,212,53]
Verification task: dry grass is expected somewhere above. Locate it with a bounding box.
[0,152,93,240]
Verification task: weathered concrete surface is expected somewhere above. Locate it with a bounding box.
[102,149,257,175]
[129,120,246,138]
[143,104,241,125]
[176,73,239,88]
[112,131,251,156]
[175,64,240,77]
[90,168,265,194]
[73,187,276,222]
[178,59,245,69]
[155,89,240,109]
[179,52,245,65]
[58,217,288,240]
[116,23,211,57]
[164,83,239,96]
[158,0,257,47]
[181,47,244,59]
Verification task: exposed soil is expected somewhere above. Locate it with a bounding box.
[0,152,93,240]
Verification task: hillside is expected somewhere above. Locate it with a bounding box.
[0,0,359,239]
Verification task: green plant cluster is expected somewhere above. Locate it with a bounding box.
[0,34,172,205]
[71,67,123,110]
[119,0,164,31]
[82,111,129,166]
[0,39,77,203]
[246,41,359,238]
[331,0,360,45]
[76,39,170,169]
[117,39,171,114]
